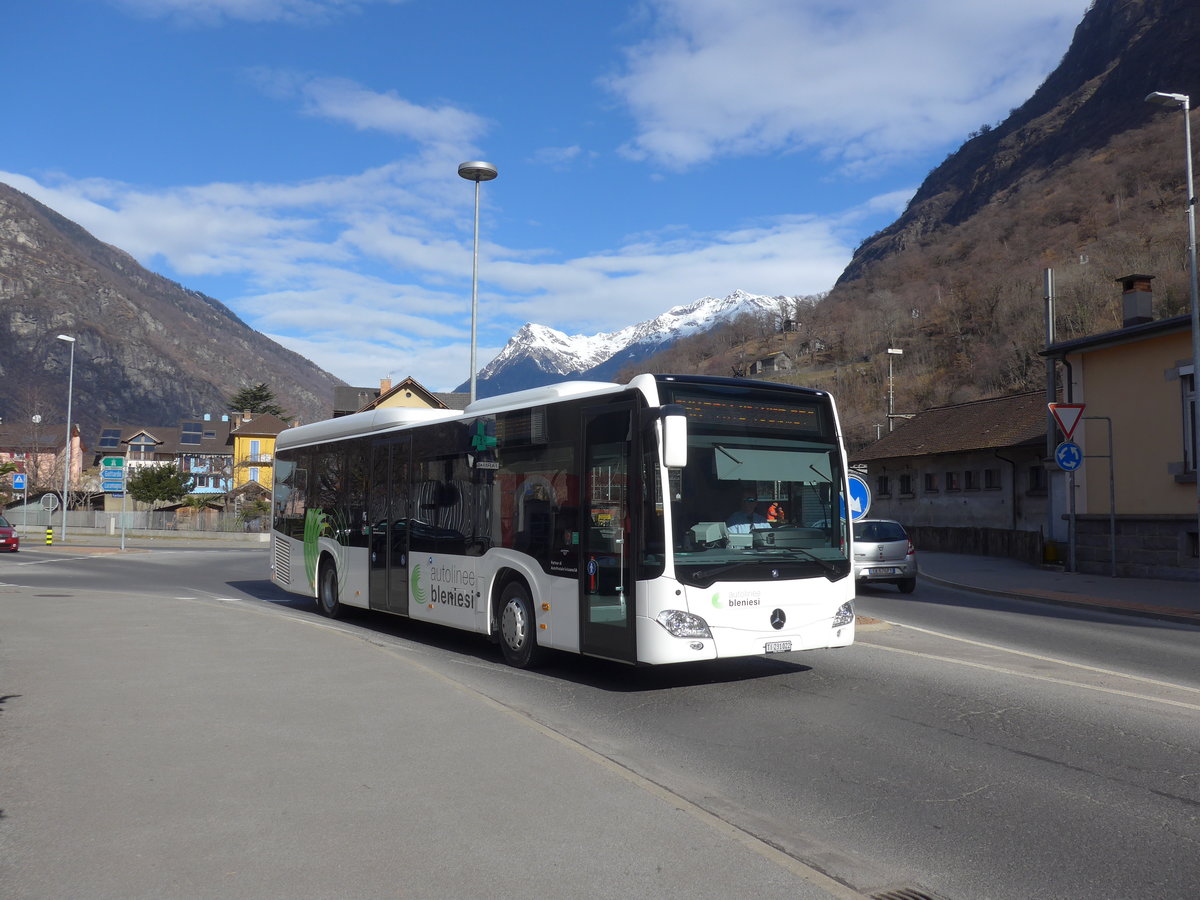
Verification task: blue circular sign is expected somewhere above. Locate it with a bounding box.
[844,473,871,520]
[1055,441,1083,471]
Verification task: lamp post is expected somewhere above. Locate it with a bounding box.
[56,334,76,542]
[457,161,498,404]
[1146,91,1200,570]
[886,348,904,432]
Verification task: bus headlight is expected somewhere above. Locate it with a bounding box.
[832,602,854,627]
[656,610,713,639]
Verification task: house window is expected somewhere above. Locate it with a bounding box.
[1028,465,1047,494]
[180,423,203,445]
[98,428,122,449]
[876,475,891,497]
[923,473,939,493]
[249,467,260,483]
[946,471,960,492]
[964,470,979,491]
[984,468,1000,490]
[1183,368,1197,475]
[899,474,914,495]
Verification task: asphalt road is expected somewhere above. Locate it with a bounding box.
[2,543,1198,899]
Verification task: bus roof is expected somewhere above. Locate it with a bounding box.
[276,406,463,451]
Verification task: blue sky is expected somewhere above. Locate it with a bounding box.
[4,0,1088,392]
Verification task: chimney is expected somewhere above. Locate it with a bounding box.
[1116,273,1154,327]
[380,377,392,394]
[242,409,252,422]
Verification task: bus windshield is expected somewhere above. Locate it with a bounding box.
[659,382,850,587]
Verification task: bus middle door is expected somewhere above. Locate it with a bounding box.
[369,436,411,614]
[580,404,636,663]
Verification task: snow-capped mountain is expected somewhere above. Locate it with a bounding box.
[459,290,788,398]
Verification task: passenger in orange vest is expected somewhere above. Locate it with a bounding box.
[767,502,785,523]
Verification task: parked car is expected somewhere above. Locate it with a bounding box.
[0,514,19,552]
[852,518,915,593]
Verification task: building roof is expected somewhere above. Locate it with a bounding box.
[1040,313,1190,357]
[433,391,471,410]
[852,391,1048,463]
[227,413,291,440]
[0,423,72,452]
[93,417,233,457]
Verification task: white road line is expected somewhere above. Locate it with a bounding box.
[865,621,1200,694]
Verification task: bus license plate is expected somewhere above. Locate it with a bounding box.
[764,640,792,653]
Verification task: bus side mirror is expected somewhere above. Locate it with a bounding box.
[660,404,688,468]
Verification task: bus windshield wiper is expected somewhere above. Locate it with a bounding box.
[715,444,742,464]
[685,560,761,587]
[787,546,840,576]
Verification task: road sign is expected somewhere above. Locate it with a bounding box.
[102,468,124,480]
[12,473,25,491]
[1055,440,1083,471]
[100,456,125,468]
[1048,403,1085,440]
[41,493,59,511]
[845,473,872,520]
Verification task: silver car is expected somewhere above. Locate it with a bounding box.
[853,519,917,593]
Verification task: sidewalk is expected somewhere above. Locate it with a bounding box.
[917,551,1200,626]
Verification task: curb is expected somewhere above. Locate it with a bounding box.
[917,569,1200,628]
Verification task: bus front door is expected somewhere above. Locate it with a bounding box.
[369,437,411,614]
[580,405,636,662]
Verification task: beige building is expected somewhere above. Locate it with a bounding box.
[1042,274,1196,579]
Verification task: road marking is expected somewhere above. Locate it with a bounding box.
[867,622,1200,694]
[858,636,1200,711]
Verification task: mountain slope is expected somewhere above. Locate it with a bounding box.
[840,0,1200,283]
[0,182,342,435]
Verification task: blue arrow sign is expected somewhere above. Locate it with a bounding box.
[1055,441,1083,471]
[842,473,871,521]
[102,468,124,480]
[102,480,125,492]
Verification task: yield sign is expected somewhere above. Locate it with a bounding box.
[1048,403,1085,440]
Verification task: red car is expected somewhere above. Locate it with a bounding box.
[0,513,19,552]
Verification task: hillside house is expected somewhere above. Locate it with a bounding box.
[749,352,795,377]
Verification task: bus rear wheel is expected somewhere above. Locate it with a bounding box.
[498,582,545,669]
[318,560,343,618]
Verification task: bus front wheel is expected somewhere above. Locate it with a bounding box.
[498,582,545,669]
[318,560,343,618]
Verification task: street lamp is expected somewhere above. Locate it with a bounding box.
[1145,91,1200,569]
[56,334,76,542]
[887,348,904,432]
[458,160,498,404]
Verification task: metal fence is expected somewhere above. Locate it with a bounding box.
[7,503,266,535]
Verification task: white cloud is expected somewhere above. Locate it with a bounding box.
[607,0,1088,171]
[481,215,853,333]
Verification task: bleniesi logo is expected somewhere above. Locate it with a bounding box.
[413,559,478,610]
[711,590,762,608]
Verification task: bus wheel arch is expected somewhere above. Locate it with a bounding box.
[317,553,343,618]
[495,575,546,668]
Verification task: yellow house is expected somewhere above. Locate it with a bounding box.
[1043,275,1196,578]
[333,376,469,416]
[227,411,291,492]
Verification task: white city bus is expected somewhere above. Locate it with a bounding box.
[270,373,855,667]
